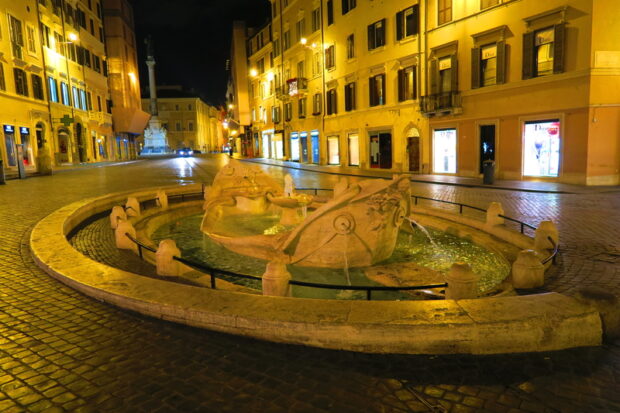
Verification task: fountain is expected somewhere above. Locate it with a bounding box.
[201,162,411,269]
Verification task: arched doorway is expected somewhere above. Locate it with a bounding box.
[406,127,421,172]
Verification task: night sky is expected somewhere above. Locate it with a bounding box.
[128,0,271,106]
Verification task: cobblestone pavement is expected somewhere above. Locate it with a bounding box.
[0,155,618,412]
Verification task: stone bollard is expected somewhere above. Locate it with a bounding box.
[511,250,544,289]
[534,220,559,250]
[486,202,504,226]
[156,189,169,210]
[115,220,137,251]
[125,197,141,217]
[110,205,127,229]
[445,262,480,300]
[156,239,182,277]
[262,260,292,297]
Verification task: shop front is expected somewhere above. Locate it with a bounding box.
[19,127,33,167]
[369,130,392,169]
[327,136,340,165]
[271,132,284,160]
[522,119,560,178]
[432,128,457,174]
[3,125,17,167]
[290,132,300,161]
[261,131,271,158]
[311,130,319,164]
[348,133,359,166]
[300,132,309,163]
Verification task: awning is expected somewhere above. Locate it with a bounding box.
[111,107,151,134]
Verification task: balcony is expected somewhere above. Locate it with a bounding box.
[286,77,308,97]
[420,91,462,116]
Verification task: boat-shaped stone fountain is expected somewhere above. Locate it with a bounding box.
[201,162,411,269]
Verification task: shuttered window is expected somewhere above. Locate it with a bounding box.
[326,89,337,115]
[368,19,386,50]
[312,93,322,115]
[398,66,416,101]
[472,41,506,88]
[298,97,307,118]
[13,68,28,96]
[369,74,385,106]
[522,24,565,79]
[344,82,356,111]
[31,74,44,100]
[396,5,419,40]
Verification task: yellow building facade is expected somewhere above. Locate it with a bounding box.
[0,0,146,176]
[233,0,620,185]
[141,88,222,153]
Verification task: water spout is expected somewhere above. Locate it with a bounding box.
[405,217,439,249]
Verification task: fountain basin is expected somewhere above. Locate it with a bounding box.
[29,184,603,354]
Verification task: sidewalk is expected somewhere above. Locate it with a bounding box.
[2,159,144,180]
[240,157,620,194]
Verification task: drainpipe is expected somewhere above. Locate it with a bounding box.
[320,0,326,165]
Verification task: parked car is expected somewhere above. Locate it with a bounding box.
[177,148,194,157]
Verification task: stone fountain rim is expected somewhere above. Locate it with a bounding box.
[29,184,602,355]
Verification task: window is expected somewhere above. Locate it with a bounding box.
[325,45,335,69]
[481,0,500,9]
[8,15,24,59]
[312,52,322,76]
[369,73,386,106]
[89,19,95,35]
[31,75,44,100]
[523,120,560,177]
[295,18,305,42]
[98,27,104,42]
[176,122,181,131]
[72,86,80,108]
[298,97,307,118]
[13,68,28,96]
[344,82,356,111]
[97,95,102,111]
[61,82,70,105]
[327,0,334,25]
[188,122,194,131]
[297,60,305,78]
[398,66,416,101]
[312,93,322,115]
[326,89,337,115]
[283,30,291,50]
[257,58,265,74]
[272,106,281,123]
[40,23,51,48]
[285,102,292,121]
[342,0,356,15]
[396,5,419,40]
[54,32,65,56]
[346,34,355,59]
[438,56,454,93]
[87,91,93,110]
[367,19,386,50]
[472,36,507,88]
[273,38,281,56]
[79,89,87,110]
[438,0,452,25]
[84,49,91,67]
[26,25,37,54]
[523,25,565,79]
[0,63,5,91]
[93,55,101,72]
[175,104,179,110]
[312,8,321,32]
[188,104,192,110]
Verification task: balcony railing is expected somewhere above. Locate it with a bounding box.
[286,77,308,97]
[420,91,461,116]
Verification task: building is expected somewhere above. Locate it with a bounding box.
[103,0,149,160]
[0,0,146,176]
[423,0,620,185]
[229,0,620,185]
[141,86,222,152]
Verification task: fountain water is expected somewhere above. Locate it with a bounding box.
[405,216,439,249]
